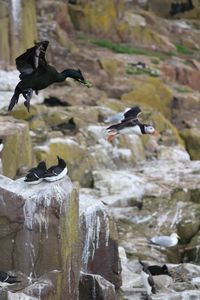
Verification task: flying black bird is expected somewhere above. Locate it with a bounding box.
[8,40,91,112]
[0,271,20,284]
[106,106,155,142]
[24,161,47,184]
[44,156,67,182]
[139,261,172,277]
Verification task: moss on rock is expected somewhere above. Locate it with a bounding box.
[180,128,200,160]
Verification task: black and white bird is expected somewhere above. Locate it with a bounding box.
[24,161,47,184]
[0,271,20,284]
[0,139,3,152]
[139,261,172,277]
[103,107,131,124]
[44,156,67,182]
[149,232,180,248]
[140,261,156,297]
[106,106,156,142]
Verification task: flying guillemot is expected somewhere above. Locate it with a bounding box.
[24,161,47,184]
[106,106,156,142]
[44,156,67,182]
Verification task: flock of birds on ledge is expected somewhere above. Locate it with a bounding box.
[0,39,191,297]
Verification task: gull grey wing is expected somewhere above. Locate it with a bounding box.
[151,236,172,246]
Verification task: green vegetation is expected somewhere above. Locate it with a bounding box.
[175,86,191,93]
[125,64,160,77]
[151,58,160,65]
[175,44,193,55]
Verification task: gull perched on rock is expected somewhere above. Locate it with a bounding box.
[149,233,180,248]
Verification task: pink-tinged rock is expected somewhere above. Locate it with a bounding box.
[79,194,122,290]
[0,175,79,300]
[161,60,200,91]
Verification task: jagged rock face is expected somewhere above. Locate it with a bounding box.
[79,195,122,290]
[0,176,80,300]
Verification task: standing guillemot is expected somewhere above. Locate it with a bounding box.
[24,161,47,184]
[0,271,20,284]
[44,156,67,182]
[106,106,155,142]
[140,261,156,298]
[139,261,172,277]
[149,232,180,248]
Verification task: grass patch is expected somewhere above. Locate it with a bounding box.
[90,38,152,55]
[125,64,160,77]
[175,44,193,55]
[175,86,191,93]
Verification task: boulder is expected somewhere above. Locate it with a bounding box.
[180,128,200,160]
[79,272,116,300]
[79,194,122,289]
[0,117,33,178]
[0,175,79,299]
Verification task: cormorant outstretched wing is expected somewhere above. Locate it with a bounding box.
[16,40,49,77]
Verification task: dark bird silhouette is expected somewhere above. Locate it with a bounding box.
[44,156,67,182]
[140,261,156,297]
[0,271,20,284]
[106,106,155,142]
[43,96,70,107]
[8,40,90,112]
[52,118,77,134]
[170,0,194,16]
[24,161,47,184]
[139,261,172,277]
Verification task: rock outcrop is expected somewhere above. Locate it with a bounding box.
[0,175,79,299]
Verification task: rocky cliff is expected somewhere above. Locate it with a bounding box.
[0,0,200,299]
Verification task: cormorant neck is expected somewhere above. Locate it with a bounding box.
[61,69,78,80]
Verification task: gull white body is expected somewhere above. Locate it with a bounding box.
[44,167,67,182]
[150,233,179,247]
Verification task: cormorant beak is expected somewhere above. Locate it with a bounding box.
[177,234,181,239]
[76,79,92,88]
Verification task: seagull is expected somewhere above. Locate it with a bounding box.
[44,156,67,182]
[139,261,172,277]
[24,161,47,184]
[0,271,20,284]
[149,233,180,248]
[140,261,156,298]
[106,106,156,142]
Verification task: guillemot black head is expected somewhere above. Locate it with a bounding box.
[57,156,66,168]
[37,161,47,170]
